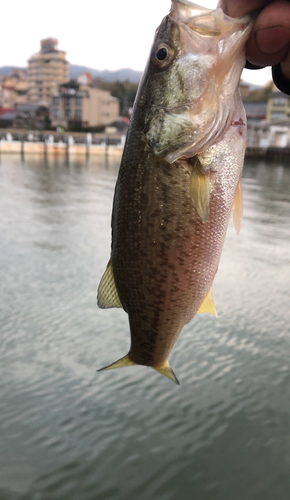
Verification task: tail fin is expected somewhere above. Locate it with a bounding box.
[97,353,135,371]
[153,360,180,385]
[98,355,180,385]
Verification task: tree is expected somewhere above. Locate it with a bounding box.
[244,81,273,102]
[99,80,139,116]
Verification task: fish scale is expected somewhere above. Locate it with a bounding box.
[97,0,252,384]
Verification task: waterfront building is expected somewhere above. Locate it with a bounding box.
[27,38,69,106]
[266,82,290,121]
[247,119,290,148]
[51,81,119,129]
[0,109,17,127]
[243,102,267,126]
[13,104,49,129]
[239,81,250,100]
[0,104,49,129]
[0,69,29,108]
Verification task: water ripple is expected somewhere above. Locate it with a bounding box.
[1,157,290,499]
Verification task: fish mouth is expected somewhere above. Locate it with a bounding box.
[170,0,250,37]
[144,1,251,164]
[171,0,213,16]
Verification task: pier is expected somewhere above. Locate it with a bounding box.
[0,129,125,158]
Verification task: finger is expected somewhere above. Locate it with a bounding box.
[246,0,290,67]
[281,49,290,81]
[217,0,271,17]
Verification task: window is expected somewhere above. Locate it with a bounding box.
[53,96,59,106]
[272,96,287,106]
[76,96,82,106]
[271,111,285,120]
[65,96,73,106]
[75,109,82,119]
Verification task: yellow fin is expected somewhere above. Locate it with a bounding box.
[97,258,123,309]
[153,360,180,385]
[97,353,135,371]
[197,286,218,317]
[190,166,211,222]
[98,355,180,385]
[233,176,243,235]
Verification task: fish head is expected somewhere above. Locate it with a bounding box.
[141,0,251,162]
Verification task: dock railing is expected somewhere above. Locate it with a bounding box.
[0,129,125,158]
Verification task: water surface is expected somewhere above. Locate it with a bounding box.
[1,154,290,500]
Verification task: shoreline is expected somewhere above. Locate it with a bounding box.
[0,140,124,158]
[1,135,290,161]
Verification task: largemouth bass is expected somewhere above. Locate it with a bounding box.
[97,0,251,384]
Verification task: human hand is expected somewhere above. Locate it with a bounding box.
[217,0,290,82]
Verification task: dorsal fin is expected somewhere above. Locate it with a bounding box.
[97,258,123,309]
[233,176,243,235]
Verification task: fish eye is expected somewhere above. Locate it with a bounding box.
[156,47,168,61]
[151,43,174,68]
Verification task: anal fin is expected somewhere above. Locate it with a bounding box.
[97,258,123,309]
[233,176,243,235]
[197,286,218,317]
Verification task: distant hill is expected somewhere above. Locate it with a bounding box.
[241,79,263,92]
[0,65,264,87]
[0,66,26,76]
[0,64,142,83]
[69,65,143,83]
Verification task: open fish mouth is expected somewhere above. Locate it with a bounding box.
[143,0,251,164]
[171,0,250,33]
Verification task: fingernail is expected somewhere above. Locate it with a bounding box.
[256,26,290,54]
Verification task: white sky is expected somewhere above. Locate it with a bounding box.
[1,0,272,86]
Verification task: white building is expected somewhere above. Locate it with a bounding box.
[27,38,69,105]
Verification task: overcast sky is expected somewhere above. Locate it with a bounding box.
[1,0,272,86]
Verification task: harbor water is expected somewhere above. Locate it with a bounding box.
[1,154,290,500]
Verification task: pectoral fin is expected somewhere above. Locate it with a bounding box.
[197,286,218,317]
[233,176,243,235]
[97,258,123,309]
[190,167,211,222]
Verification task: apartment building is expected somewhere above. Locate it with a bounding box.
[266,82,290,121]
[27,38,69,105]
[0,69,29,108]
[51,82,119,129]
